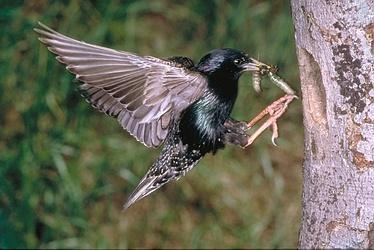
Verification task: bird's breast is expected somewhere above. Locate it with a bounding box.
[178,89,235,153]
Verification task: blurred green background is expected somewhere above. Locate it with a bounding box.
[0,0,303,248]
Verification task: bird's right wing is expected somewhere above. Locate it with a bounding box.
[35,22,208,148]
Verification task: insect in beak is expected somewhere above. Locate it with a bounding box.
[249,58,296,95]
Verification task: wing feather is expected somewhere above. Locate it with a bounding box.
[35,22,207,147]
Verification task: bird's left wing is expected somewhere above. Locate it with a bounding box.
[35,22,207,148]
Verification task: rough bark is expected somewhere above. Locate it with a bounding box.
[290,0,374,248]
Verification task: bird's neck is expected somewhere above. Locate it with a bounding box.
[179,77,239,153]
[193,74,240,131]
[207,73,239,101]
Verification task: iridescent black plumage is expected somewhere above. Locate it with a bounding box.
[34,23,259,209]
[125,49,254,208]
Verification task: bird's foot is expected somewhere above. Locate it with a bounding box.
[244,94,296,148]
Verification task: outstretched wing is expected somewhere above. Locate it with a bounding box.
[35,22,207,148]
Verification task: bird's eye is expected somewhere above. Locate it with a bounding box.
[234,59,241,65]
[234,57,247,65]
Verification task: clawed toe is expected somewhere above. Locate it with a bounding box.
[243,94,296,148]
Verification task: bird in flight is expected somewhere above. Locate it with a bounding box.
[35,22,296,209]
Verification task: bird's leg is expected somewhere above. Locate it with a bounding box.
[223,132,249,148]
[224,118,248,134]
[244,94,296,148]
[223,118,249,147]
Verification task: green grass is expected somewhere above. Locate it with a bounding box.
[0,0,303,248]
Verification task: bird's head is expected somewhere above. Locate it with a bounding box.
[196,48,258,80]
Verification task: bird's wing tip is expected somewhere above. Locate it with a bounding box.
[36,21,50,30]
[34,21,60,36]
[34,23,50,37]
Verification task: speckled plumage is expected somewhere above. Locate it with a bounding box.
[35,23,259,209]
[124,51,250,208]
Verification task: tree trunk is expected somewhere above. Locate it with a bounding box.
[290,0,374,248]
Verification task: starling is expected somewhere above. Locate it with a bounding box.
[35,22,295,209]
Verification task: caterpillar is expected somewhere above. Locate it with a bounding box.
[268,71,295,95]
[252,70,262,93]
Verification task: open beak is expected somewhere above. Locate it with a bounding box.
[249,58,270,70]
[241,60,260,72]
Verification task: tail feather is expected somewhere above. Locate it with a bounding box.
[123,175,160,210]
[123,124,204,210]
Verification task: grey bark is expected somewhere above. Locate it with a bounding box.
[290,0,374,248]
